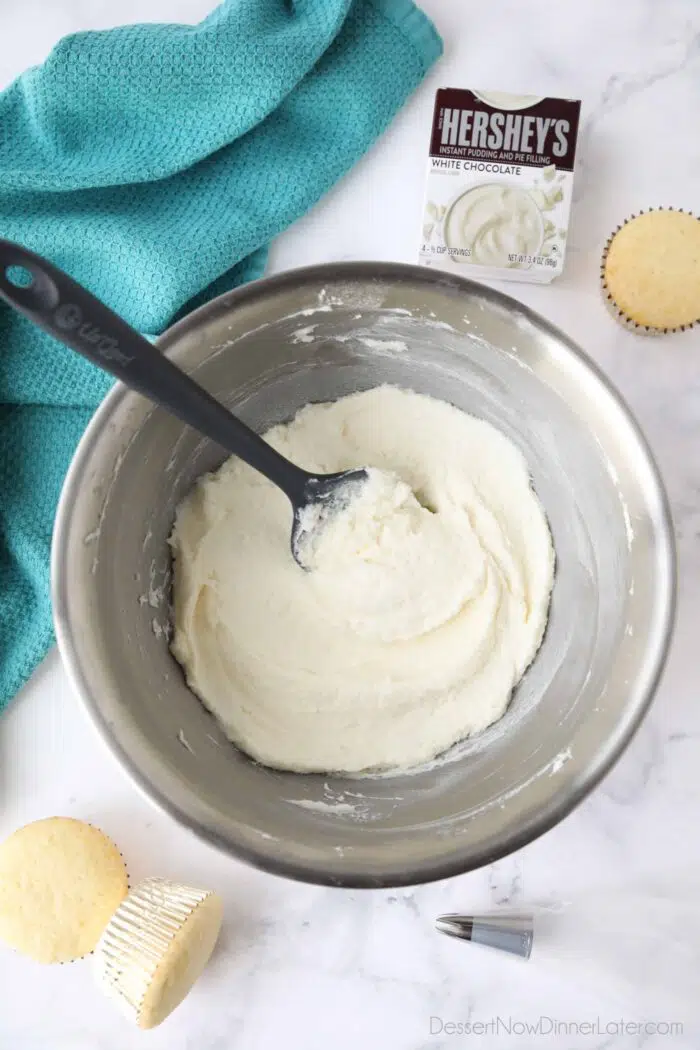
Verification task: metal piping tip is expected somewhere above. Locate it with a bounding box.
[435,913,534,960]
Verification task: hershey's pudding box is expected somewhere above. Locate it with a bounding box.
[419,89,582,284]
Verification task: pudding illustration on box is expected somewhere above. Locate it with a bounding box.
[419,89,581,284]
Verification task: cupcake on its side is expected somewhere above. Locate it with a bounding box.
[94,877,223,1029]
[601,208,700,334]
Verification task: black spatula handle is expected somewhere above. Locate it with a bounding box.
[0,239,309,504]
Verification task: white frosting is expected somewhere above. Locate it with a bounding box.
[445,183,543,268]
[302,468,488,643]
[169,386,554,774]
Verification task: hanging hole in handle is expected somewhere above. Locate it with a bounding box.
[5,264,34,288]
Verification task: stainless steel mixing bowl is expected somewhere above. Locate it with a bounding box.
[52,262,675,888]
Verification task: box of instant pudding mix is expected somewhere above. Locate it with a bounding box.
[419,89,581,284]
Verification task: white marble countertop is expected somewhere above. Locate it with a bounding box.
[1,1,699,1047]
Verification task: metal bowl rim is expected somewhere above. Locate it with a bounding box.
[51,260,677,888]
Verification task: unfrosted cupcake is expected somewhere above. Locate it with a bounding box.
[601,208,700,334]
[0,817,128,964]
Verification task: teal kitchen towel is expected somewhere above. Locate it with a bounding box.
[0,0,441,710]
